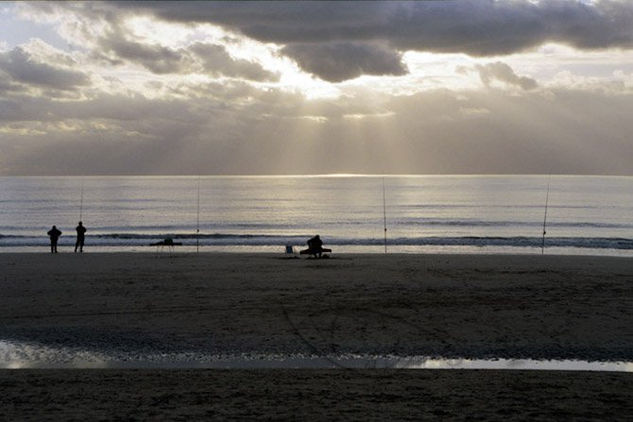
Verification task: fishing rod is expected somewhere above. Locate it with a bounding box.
[196,177,201,253]
[382,177,387,253]
[541,176,551,255]
[79,179,84,221]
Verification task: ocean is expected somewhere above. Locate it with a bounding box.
[1,175,632,255]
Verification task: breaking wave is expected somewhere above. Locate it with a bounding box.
[1,233,632,250]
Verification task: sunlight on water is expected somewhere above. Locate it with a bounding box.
[397,357,633,372]
[0,340,109,369]
[2,340,631,371]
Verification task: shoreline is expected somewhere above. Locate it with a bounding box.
[2,253,632,362]
[2,243,632,258]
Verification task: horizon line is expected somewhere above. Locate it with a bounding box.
[2,173,633,178]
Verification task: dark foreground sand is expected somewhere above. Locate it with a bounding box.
[1,369,632,421]
[2,253,633,420]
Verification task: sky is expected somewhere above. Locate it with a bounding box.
[1,0,632,175]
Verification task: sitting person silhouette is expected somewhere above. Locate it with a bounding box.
[300,234,332,258]
[47,225,62,253]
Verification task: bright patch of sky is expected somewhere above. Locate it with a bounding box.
[0,4,68,51]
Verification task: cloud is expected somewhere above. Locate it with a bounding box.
[2,83,633,175]
[141,1,633,51]
[0,77,21,95]
[2,1,633,175]
[92,26,278,80]
[281,42,407,82]
[0,46,89,91]
[20,1,633,82]
[97,28,190,74]
[190,42,278,81]
[474,62,538,90]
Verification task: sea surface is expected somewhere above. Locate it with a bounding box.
[1,175,632,255]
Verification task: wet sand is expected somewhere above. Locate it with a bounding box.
[0,369,631,421]
[1,252,633,360]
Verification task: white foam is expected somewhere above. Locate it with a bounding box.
[1,340,631,371]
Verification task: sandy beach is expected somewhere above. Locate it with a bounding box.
[2,252,633,419]
[2,252,633,360]
[1,369,632,421]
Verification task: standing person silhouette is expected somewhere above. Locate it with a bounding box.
[75,221,86,253]
[47,225,62,253]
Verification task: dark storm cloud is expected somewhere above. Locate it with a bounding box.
[473,62,538,90]
[111,1,633,52]
[0,47,89,90]
[281,42,407,82]
[83,0,633,81]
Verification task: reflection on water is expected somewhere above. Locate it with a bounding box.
[0,340,110,369]
[397,357,633,372]
[1,340,632,371]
